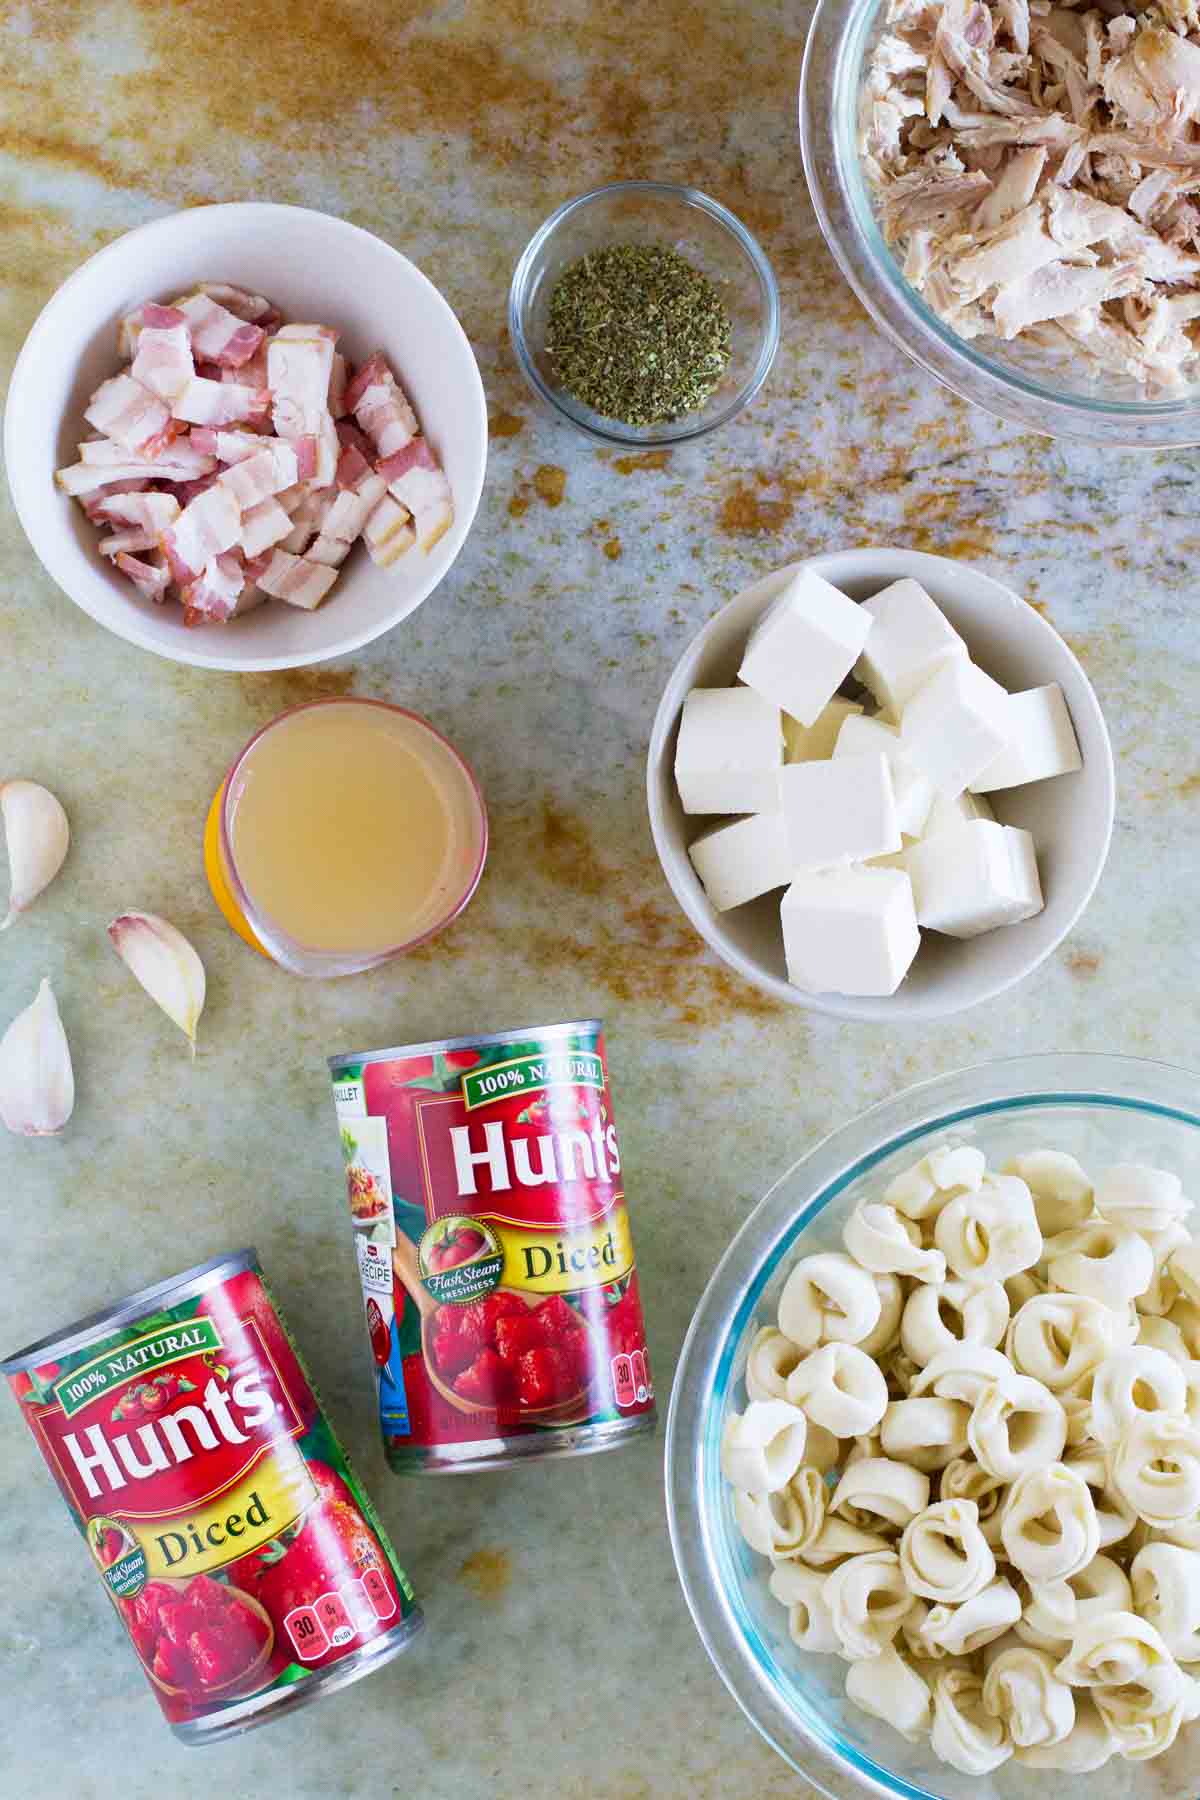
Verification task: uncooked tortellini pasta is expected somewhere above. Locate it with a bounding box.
[720,1142,1200,1775]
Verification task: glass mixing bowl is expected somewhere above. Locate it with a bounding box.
[666,1053,1200,1800]
[509,181,780,448]
[800,0,1200,448]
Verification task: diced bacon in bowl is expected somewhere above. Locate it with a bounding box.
[379,436,454,552]
[115,552,172,603]
[174,291,265,368]
[347,351,419,458]
[52,274,460,631]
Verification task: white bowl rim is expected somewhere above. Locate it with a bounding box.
[646,547,1116,1023]
[664,1051,1200,1800]
[3,201,488,673]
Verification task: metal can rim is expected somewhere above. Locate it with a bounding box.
[0,1248,259,1375]
[327,1018,604,1072]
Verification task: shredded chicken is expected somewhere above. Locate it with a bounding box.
[860,0,1200,386]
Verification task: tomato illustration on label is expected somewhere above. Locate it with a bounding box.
[427,1221,488,1272]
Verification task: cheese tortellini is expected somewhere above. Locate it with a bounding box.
[721,1141,1200,1775]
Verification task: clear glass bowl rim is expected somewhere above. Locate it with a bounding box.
[799,0,1200,448]
[665,1051,1200,1800]
[218,696,489,977]
[507,179,782,447]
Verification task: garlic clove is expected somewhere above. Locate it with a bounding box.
[0,977,75,1135]
[108,912,206,1052]
[1,781,70,930]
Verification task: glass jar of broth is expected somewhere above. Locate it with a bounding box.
[205,700,488,976]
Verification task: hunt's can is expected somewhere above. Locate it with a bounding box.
[2,1251,422,1742]
[327,1020,656,1473]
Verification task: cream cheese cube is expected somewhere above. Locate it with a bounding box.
[854,578,967,712]
[674,687,782,815]
[688,813,795,911]
[783,696,863,763]
[779,752,902,871]
[969,683,1083,793]
[833,712,934,840]
[900,660,1011,800]
[908,820,1043,938]
[738,570,871,727]
[923,788,995,839]
[781,868,921,996]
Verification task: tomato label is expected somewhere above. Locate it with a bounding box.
[4,1256,420,1736]
[328,1020,656,1472]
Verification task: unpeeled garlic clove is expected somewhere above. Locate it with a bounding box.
[0,978,75,1135]
[1,781,70,929]
[108,911,206,1052]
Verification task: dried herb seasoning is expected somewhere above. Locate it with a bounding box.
[545,242,732,427]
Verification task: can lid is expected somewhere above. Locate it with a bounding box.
[0,1248,259,1375]
[327,1019,604,1071]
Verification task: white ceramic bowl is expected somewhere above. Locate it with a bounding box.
[4,202,488,672]
[647,549,1115,1022]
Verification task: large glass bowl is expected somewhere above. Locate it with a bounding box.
[800,0,1200,448]
[666,1054,1200,1800]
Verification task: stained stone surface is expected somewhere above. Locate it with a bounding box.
[1,2,1199,1796]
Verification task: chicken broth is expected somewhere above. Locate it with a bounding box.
[224,700,485,959]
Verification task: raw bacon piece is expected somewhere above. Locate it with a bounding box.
[322,474,386,544]
[268,333,337,483]
[306,533,352,568]
[255,549,339,610]
[362,493,416,566]
[115,551,171,603]
[84,374,175,456]
[223,345,269,391]
[173,377,270,428]
[380,437,454,551]
[117,302,187,360]
[77,437,215,475]
[163,484,241,582]
[182,552,250,625]
[80,477,152,521]
[57,454,212,498]
[131,324,194,404]
[216,442,300,509]
[272,322,338,344]
[99,527,160,556]
[238,497,294,559]
[94,492,180,532]
[193,283,275,324]
[347,351,418,459]
[280,486,336,553]
[188,427,257,462]
[176,292,267,368]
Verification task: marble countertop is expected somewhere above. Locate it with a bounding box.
[2,2,1199,1795]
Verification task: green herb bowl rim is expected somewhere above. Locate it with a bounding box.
[508,179,781,448]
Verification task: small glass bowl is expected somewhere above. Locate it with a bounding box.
[666,1053,1200,1800]
[213,698,488,978]
[508,180,780,447]
[800,0,1200,447]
